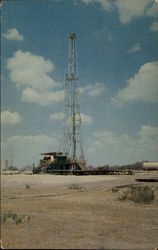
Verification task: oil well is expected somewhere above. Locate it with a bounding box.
[33,33,87,174]
[33,33,133,175]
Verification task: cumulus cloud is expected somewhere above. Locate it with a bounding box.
[3,28,24,41]
[7,50,58,91]
[112,61,158,104]
[22,88,64,106]
[150,21,158,31]
[86,125,158,165]
[78,84,92,94]
[127,42,141,54]
[88,82,106,97]
[81,0,158,25]
[80,113,93,124]
[7,50,64,106]
[7,134,58,147]
[1,111,21,124]
[49,112,93,125]
[139,125,158,140]
[115,0,151,24]
[78,82,106,97]
[50,112,65,121]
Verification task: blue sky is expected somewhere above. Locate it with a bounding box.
[1,0,158,167]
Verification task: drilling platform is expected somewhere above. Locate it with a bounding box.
[33,33,87,174]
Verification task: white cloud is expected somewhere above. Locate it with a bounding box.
[78,84,92,94]
[139,125,158,140]
[49,112,93,125]
[7,50,58,91]
[88,82,106,97]
[81,0,114,11]
[50,112,65,121]
[78,82,106,97]
[1,111,21,125]
[80,113,93,124]
[86,125,158,165]
[127,42,141,54]
[22,88,64,106]
[7,134,58,147]
[7,50,64,106]
[113,61,158,104]
[3,28,24,41]
[81,0,158,25]
[110,97,122,107]
[150,21,158,31]
[115,0,151,24]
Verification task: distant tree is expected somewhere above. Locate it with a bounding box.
[97,164,109,171]
[131,162,142,170]
[118,162,142,171]
[8,166,18,171]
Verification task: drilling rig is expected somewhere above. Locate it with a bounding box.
[33,33,87,174]
[62,33,86,169]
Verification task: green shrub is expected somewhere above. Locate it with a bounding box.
[7,209,13,218]
[13,215,22,225]
[1,213,7,224]
[1,210,30,224]
[130,186,155,204]
[118,185,155,204]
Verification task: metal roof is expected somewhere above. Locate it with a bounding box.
[40,152,63,156]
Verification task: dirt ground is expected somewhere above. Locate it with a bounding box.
[1,172,158,249]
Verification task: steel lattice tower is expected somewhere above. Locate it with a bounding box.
[62,33,85,168]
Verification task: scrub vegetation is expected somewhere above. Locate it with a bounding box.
[119,185,155,204]
[1,209,30,225]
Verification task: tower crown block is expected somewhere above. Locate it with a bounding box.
[68,33,76,40]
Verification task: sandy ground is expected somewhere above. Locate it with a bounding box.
[1,172,158,249]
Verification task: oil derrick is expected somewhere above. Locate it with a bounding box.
[62,33,86,169]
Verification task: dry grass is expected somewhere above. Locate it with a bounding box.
[1,172,158,249]
[68,183,84,190]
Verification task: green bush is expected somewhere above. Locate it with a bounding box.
[12,214,22,225]
[7,209,13,218]
[130,186,155,204]
[119,185,155,204]
[1,210,30,224]
[1,213,7,224]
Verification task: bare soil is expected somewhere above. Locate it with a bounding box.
[1,172,158,249]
